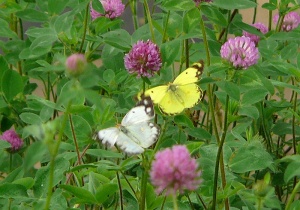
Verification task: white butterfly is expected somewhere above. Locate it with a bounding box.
[97,97,160,155]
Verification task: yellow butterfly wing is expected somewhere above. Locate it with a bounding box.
[173,61,204,85]
[142,61,204,115]
[143,85,169,104]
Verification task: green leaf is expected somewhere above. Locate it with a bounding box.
[1,70,24,101]
[174,115,194,128]
[0,140,11,150]
[0,183,28,198]
[262,2,277,10]
[23,141,48,171]
[86,149,124,158]
[161,40,180,67]
[216,81,240,101]
[19,112,43,125]
[60,185,97,203]
[241,88,268,105]
[0,19,19,39]
[161,0,195,11]
[103,69,115,84]
[284,160,300,183]
[48,0,69,15]
[229,141,274,173]
[53,11,74,36]
[212,0,257,9]
[1,166,24,184]
[200,5,228,27]
[26,27,57,38]
[281,42,299,60]
[16,8,49,22]
[103,29,131,51]
[95,183,118,204]
[12,177,35,189]
[183,8,201,33]
[29,35,57,56]
[64,115,92,146]
[185,127,212,140]
[238,105,259,119]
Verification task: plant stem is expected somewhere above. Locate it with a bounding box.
[79,2,89,53]
[199,6,210,65]
[69,114,82,165]
[285,180,300,210]
[116,172,124,210]
[172,194,178,210]
[212,94,229,210]
[129,0,138,30]
[44,102,71,210]
[139,158,148,210]
[143,0,155,42]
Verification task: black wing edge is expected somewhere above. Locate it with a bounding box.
[191,60,204,77]
[135,95,155,117]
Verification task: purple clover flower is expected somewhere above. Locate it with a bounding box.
[0,130,23,151]
[150,145,201,195]
[65,53,87,77]
[90,0,125,20]
[243,22,268,45]
[273,12,300,32]
[124,40,162,77]
[220,36,259,69]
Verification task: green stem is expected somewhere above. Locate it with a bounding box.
[292,85,297,155]
[9,153,12,172]
[129,0,139,30]
[44,102,72,210]
[185,39,189,67]
[252,0,257,24]
[199,6,210,65]
[139,156,148,210]
[162,10,170,43]
[116,172,124,210]
[143,0,155,42]
[69,114,82,165]
[79,2,89,53]
[285,180,300,210]
[212,94,229,210]
[172,194,178,210]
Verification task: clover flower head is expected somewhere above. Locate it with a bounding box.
[273,12,300,32]
[124,40,162,78]
[220,36,259,69]
[90,0,125,20]
[242,22,268,44]
[150,145,202,195]
[0,130,23,151]
[65,53,87,77]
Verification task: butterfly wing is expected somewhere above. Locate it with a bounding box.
[98,97,159,155]
[98,127,120,147]
[121,97,155,126]
[125,122,160,148]
[173,61,204,85]
[115,131,145,154]
[143,85,169,104]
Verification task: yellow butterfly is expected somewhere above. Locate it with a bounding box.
[140,61,204,115]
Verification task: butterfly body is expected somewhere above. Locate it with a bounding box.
[97,97,159,155]
[142,61,204,115]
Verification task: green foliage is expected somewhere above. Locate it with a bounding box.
[1,0,300,209]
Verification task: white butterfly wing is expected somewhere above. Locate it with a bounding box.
[98,127,120,147]
[97,97,159,154]
[122,122,159,149]
[121,97,154,126]
[115,131,144,155]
